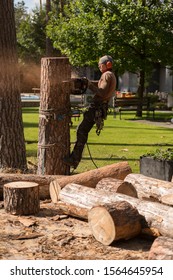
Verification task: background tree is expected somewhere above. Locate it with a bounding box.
[47,0,173,116]
[14,1,62,91]
[0,0,27,170]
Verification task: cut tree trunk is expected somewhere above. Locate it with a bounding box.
[88,202,141,245]
[124,173,173,206]
[3,181,40,215]
[148,236,173,260]
[50,161,132,203]
[0,173,63,200]
[96,177,137,197]
[56,183,173,238]
[37,57,71,175]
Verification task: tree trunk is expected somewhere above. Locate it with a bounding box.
[148,236,173,260]
[88,202,141,245]
[50,161,132,202]
[3,181,40,215]
[136,69,145,117]
[37,57,71,175]
[96,177,137,198]
[0,0,27,170]
[56,183,173,238]
[0,173,63,200]
[124,173,173,206]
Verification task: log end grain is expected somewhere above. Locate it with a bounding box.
[117,181,137,198]
[88,201,141,245]
[160,194,173,206]
[3,181,40,215]
[96,178,137,198]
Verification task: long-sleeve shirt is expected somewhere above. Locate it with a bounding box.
[88,70,116,103]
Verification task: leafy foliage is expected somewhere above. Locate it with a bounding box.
[47,0,173,73]
[15,1,46,63]
[143,148,173,161]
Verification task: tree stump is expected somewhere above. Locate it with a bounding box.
[3,181,40,215]
[88,202,141,245]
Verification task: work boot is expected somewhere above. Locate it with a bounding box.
[63,156,78,169]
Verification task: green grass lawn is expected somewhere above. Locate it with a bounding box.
[22,107,173,174]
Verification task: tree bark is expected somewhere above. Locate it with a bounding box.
[0,0,27,170]
[3,181,40,215]
[136,69,145,117]
[0,173,63,200]
[96,177,137,198]
[50,161,132,203]
[124,173,173,206]
[148,236,173,260]
[88,202,141,245]
[56,183,173,238]
[37,57,71,175]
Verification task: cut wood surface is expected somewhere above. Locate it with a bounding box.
[57,183,173,238]
[148,236,173,260]
[96,177,137,197]
[88,202,141,245]
[0,173,63,200]
[3,181,40,215]
[124,173,173,206]
[50,161,132,203]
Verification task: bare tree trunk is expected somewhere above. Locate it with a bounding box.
[0,0,27,171]
[136,69,145,117]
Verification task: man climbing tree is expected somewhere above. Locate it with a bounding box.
[0,0,27,171]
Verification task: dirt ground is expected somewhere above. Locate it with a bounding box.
[0,200,153,260]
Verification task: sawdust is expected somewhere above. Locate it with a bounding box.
[0,200,153,260]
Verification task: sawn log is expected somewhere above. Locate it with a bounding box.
[148,236,173,260]
[56,183,173,238]
[50,161,132,203]
[88,202,141,245]
[124,173,173,206]
[96,177,137,197]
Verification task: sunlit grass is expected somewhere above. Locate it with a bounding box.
[22,107,173,173]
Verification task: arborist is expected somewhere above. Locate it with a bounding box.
[63,55,117,169]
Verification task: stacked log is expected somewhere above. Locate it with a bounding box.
[96,177,137,198]
[50,161,132,203]
[148,236,173,260]
[54,183,173,238]
[88,202,141,245]
[124,173,173,206]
